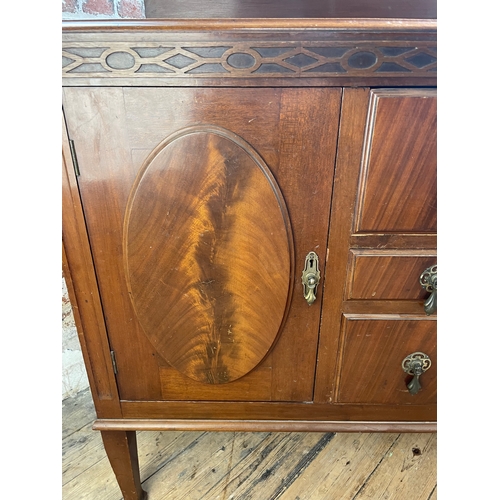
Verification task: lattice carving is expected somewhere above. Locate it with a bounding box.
[62,40,436,78]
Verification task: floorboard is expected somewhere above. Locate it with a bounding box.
[62,390,437,499]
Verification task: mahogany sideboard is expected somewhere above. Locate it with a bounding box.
[62,2,437,498]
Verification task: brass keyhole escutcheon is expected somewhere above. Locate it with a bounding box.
[402,352,431,395]
[301,252,320,306]
[419,264,437,315]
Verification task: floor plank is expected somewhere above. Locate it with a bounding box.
[62,390,437,500]
[62,420,105,484]
[62,389,96,439]
[352,433,437,500]
[278,433,400,500]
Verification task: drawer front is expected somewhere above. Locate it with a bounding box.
[347,251,437,301]
[354,89,437,233]
[337,317,436,404]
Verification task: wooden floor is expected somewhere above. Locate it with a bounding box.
[62,390,437,500]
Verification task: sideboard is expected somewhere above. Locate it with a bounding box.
[62,2,437,498]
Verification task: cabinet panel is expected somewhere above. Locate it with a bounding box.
[62,86,341,402]
[159,362,273,401]
[337,317,436,404]
[355,89,437,233]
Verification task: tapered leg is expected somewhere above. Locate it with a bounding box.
[101,431,147,500]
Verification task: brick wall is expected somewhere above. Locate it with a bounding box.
[62,0,145,19]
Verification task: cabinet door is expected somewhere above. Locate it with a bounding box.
[63,87,341,402]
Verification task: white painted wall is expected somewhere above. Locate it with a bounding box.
[62,276,89,398]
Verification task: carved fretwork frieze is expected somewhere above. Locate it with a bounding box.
[62,39,437,81]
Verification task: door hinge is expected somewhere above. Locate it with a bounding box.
[68,139,80,176]
[110,350,118,374]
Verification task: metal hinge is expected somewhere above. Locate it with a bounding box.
[110,350,118,374]
[68,139,80,176]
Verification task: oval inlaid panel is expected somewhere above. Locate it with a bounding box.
[124,126,293,384]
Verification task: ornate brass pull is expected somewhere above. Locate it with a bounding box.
[419,264,437,315]
[402,352,431,395]
[301,252,320,306]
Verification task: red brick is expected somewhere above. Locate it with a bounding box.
[117,0,145,18]
[62,0,78,13]
[82,0,114,15]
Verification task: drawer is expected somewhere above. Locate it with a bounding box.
[346,250,437,301]
[337,317,436,404]
[354,89,437,233]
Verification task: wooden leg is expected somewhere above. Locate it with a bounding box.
[101,431,147,500]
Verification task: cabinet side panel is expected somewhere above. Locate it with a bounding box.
[62,114,122,418]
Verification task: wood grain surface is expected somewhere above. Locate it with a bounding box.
[346,250,437,300]
[61,15,438,500]
[62,115,122,418]
[63,87,341,401]
[355,89,437,233]
[337,317,437,404]
[124,127,293,384]
[144,0,437,20]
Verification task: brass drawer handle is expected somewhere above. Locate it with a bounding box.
[420,264,437,315]
[301,251,320,306]
[402,352,431,395]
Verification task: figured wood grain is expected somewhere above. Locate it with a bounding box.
[338,317,437,404]
[355,89,437,233]
[347,250,437,300]
[124,127,293,384]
